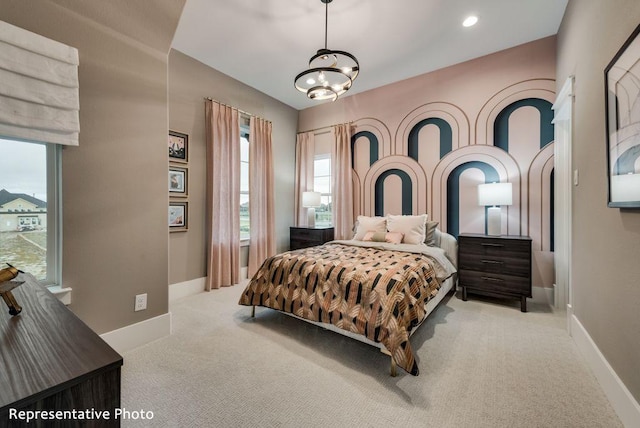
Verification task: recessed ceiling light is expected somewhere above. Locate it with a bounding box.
[463,16,478,27]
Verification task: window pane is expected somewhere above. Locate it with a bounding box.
[313,155,332,227]
[240,136,249,162]
[240,130,250,240]
[240,161,249,192]
[314,157,330,176]
[0,139,48,280]
[314,176,331,194]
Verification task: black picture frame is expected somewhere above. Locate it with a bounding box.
[169,130,188,163]
[169,201,188,232]
[169,166,188,197]
[605,22,640,208]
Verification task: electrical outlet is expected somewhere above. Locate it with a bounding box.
[134,293,147,312]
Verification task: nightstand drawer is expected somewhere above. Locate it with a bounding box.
[459,270,531,295]
[459,236,530,257]
[291,228,321,239]
[290,227,334,250]
[458,253,530,277]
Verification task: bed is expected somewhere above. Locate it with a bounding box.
[238,222,457,377]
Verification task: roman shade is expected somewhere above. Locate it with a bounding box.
[0,20,79,146]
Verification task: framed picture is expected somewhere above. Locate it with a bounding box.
[169,130,188,163]
[169,166,188,197]
[605,22,640,208]
[169,201,188,232]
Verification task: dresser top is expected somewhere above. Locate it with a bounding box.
[0,274,123,410]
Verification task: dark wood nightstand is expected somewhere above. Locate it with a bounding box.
[458,233,532,312]
[290,226,334,250]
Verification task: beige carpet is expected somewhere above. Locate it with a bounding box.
[121,283,622,427]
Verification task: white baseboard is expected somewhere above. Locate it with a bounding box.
[571,314,640,427]
[532,286,554,306]
[169,277,206,302]
[100,312,171,355]
[170,270,248,302]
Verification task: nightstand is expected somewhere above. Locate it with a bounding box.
[458,233,532,312]
[290,226,334,250]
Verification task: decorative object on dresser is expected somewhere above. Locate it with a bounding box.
[290,226,334,250]
[458,233,532,312]
[477,182,512,236]
[0,273,122,424]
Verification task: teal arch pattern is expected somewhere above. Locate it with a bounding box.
[494,98,554,151]
[408,118,453,160]
[374,169,413,216]
[351,131,379,168]
[613,145,640,174]
[447,161,499,238]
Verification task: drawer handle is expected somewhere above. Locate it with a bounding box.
[481,276,504,282]
[481,243,504,248]
[481,260,504,265]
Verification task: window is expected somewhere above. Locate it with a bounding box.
[314,154,332,227]
[0,138,61,285]
[239,126,250,241]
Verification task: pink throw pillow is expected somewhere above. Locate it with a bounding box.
[363,231,404,244]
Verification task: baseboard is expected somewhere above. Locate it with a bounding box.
[532,286,554,306]
[100,312,171,355]
[169,277,206,302]
[170,270,248,302]
[571,314,640,427]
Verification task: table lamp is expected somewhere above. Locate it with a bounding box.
[302,191,322,228]
[478,182,512,236]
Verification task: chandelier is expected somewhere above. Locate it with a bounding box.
[294,0,359,102]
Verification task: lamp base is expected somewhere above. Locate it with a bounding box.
[486,206,502,236]
[307,207,316,228]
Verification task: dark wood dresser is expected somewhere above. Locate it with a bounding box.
[290,226,335,250]
[458,233,532,312]
[0,274,123,427]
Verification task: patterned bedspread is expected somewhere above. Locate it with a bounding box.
[238,242,445,375]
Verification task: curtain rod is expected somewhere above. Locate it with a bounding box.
[298,121,353,135]
[204,97,271,124]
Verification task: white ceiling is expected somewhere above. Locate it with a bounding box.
[172,0,568,111]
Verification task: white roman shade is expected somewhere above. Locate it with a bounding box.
[0,20,79,146]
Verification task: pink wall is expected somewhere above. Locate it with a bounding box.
[299,36,557,290]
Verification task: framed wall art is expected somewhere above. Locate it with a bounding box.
[169,130,188,163]
[605,22,640,208]
[169,166,188,197]
[169,201,188,232]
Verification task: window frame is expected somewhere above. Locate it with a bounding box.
[0,139,62,287]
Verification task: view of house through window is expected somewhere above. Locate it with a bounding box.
[240,128,250,240]
[314,154,332,227]
[0,139,49,280]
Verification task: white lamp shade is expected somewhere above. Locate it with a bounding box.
[302,191,322,207]
[611,173,640,202]
[478,182,513,206]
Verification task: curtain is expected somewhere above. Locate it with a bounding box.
[205,100,240,290]
[0,20,79,146]
[248,117,276,278]
[332,124,354,239]
[294,132,315,226]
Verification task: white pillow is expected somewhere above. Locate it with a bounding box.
[386,214,428,245]
[353,215,387,240]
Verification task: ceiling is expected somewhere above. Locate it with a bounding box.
[172,0,568,111]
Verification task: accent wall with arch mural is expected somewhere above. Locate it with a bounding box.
[299,37,558,292]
